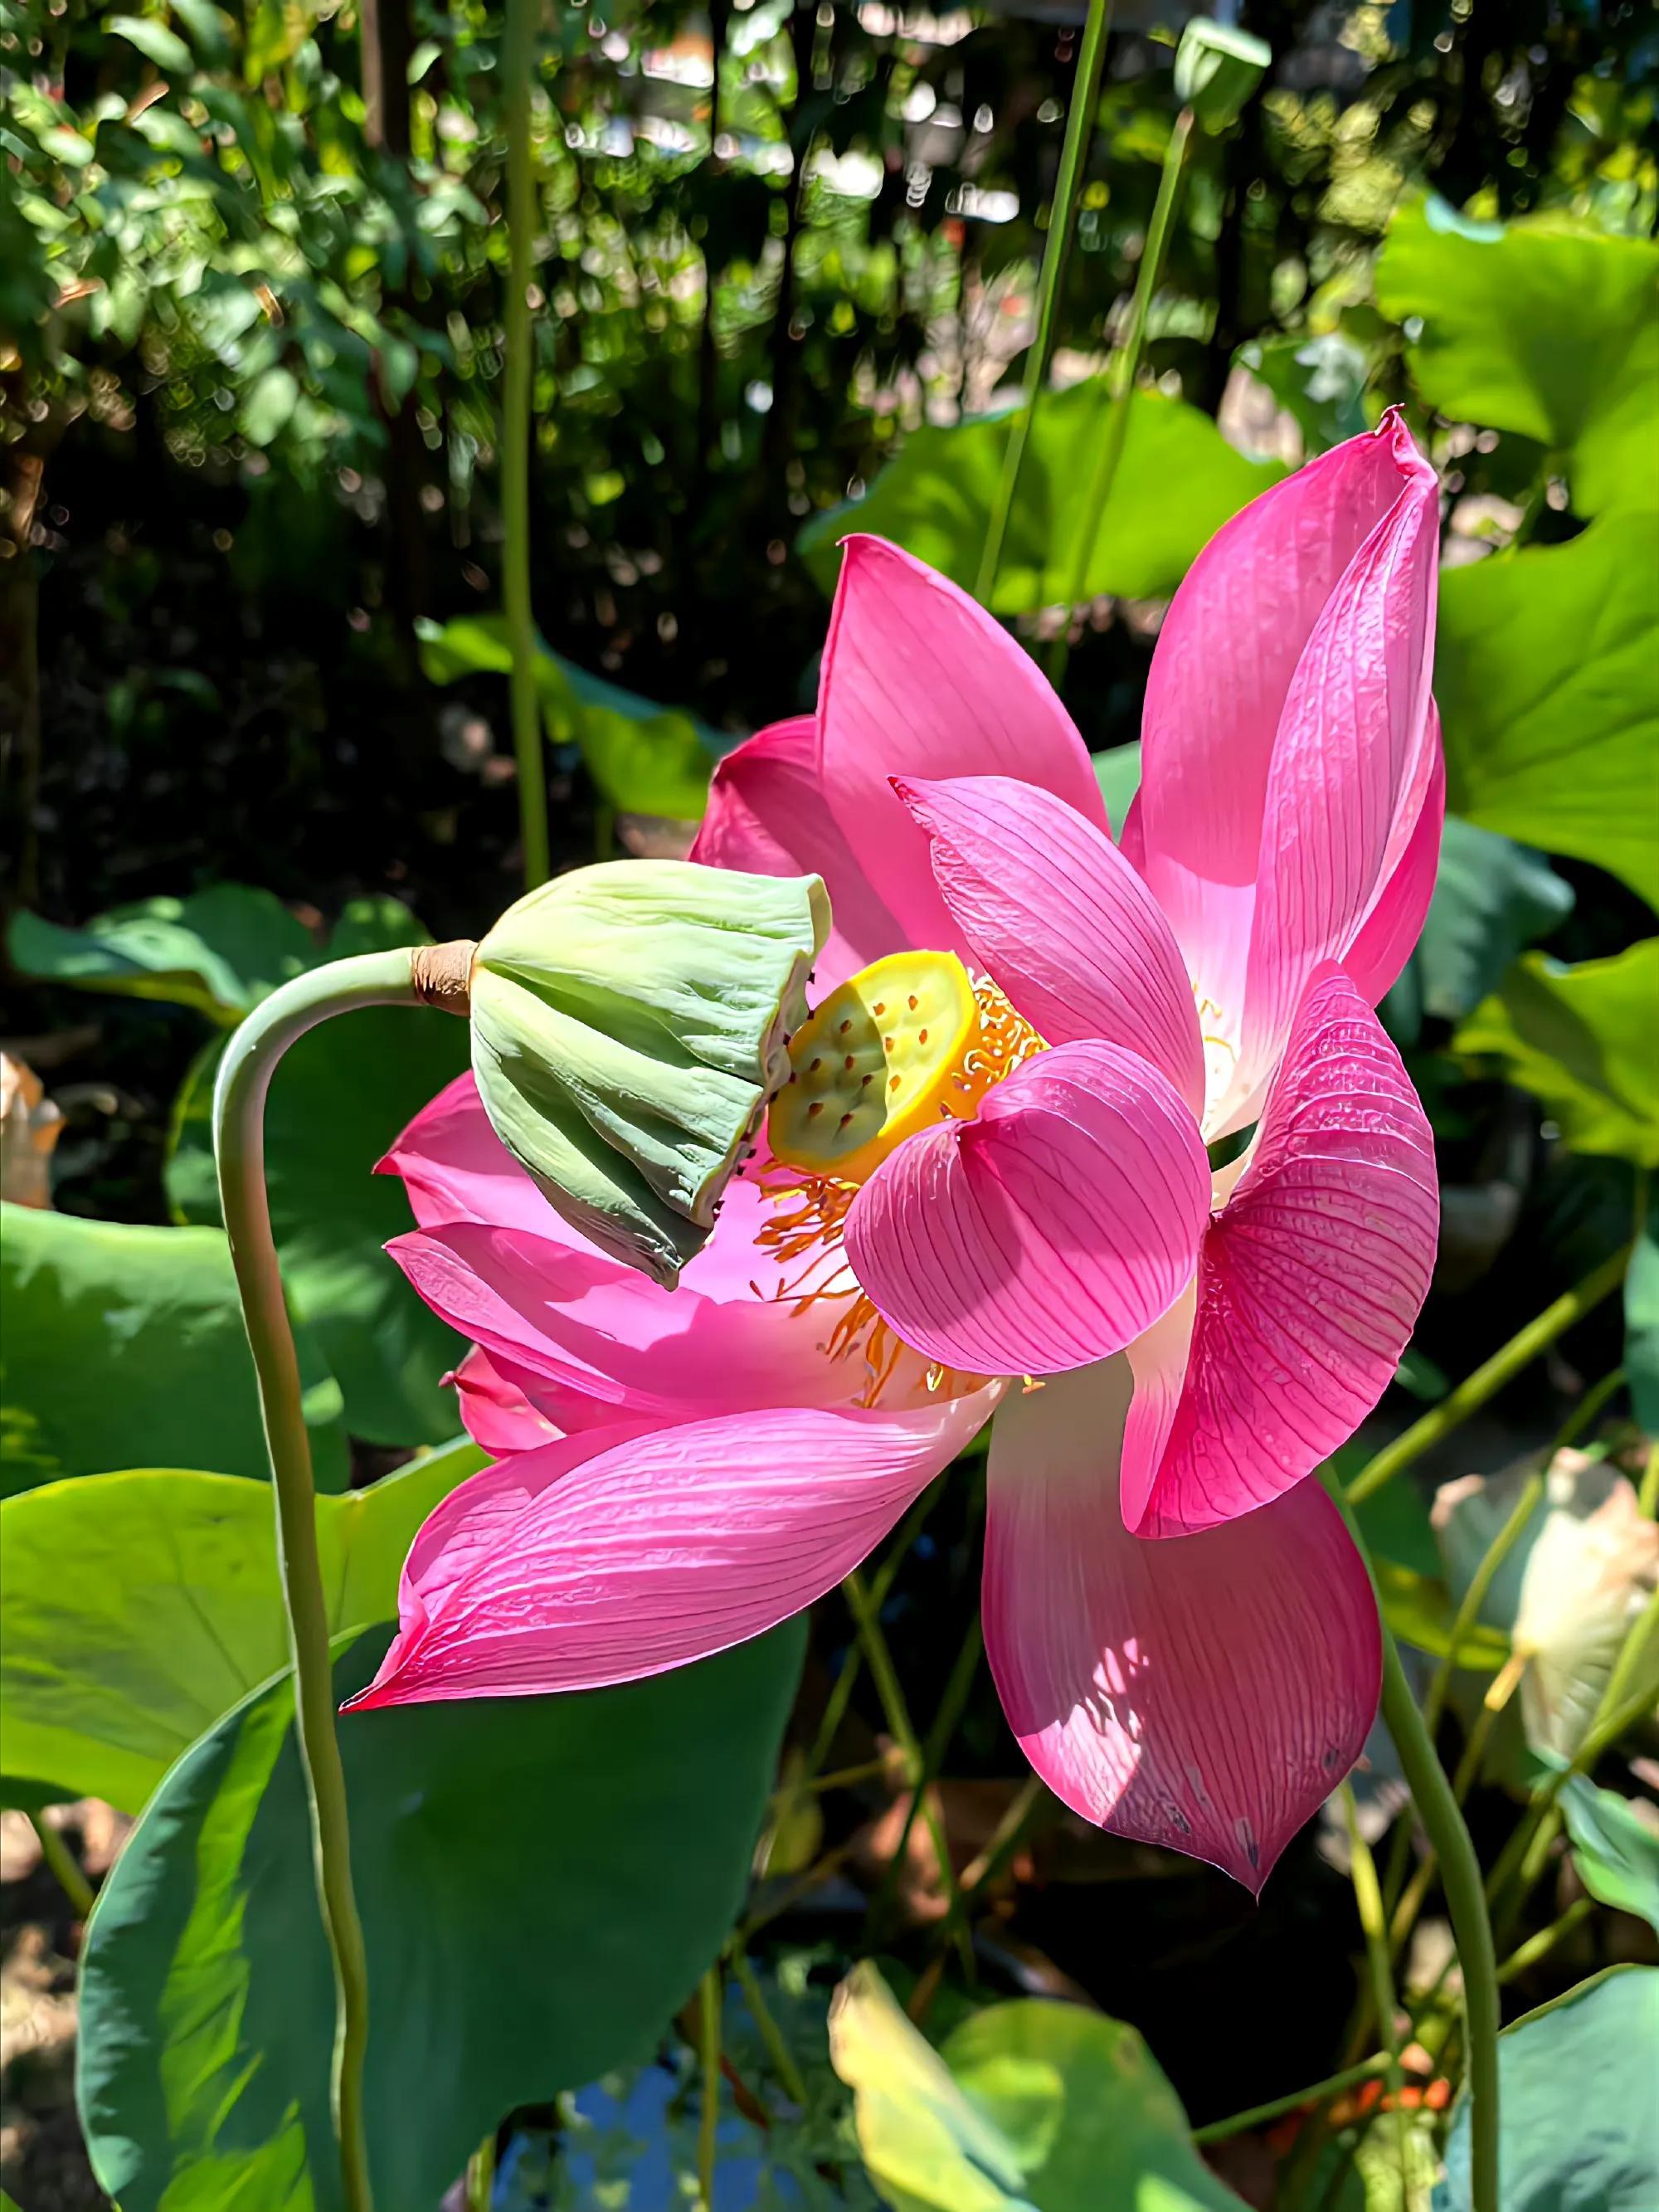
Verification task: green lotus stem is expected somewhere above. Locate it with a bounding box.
[502,0,550,889]
[1495,1894,1596,1986]
[1377,1630,1501,2211]
[1640,1441,1659,1518]
[728,1947,810,2108]
[1046,102,1194,690]
[973,0,1114,606]
[800,1479,943,1781]
[27,1809,95,1919]
[869,1610,983,1933]
[1345,1244,1632,1508]
[1386,1693,1501,1965]
[1339,1782,1412,2195]
[214,950,435,2212]
[698,1964,722,2208]
[842,1566,969,1960]
[1191,2051,1393,2145]
[1326,1477,1500,2212]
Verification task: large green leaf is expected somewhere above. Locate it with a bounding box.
[1408,817,1575,1026]
[830,1963,1247,2212]
[1454,942,1659,1167]
[795,384,1287,616]
[418,613,720,819]
[1558,1775,1659,1935]
[7,884,318,1025]
[168,900,470,1446]
[1436,1968,1659,2210]
[0,1205,348,1498]
[78,1620,805,2212]
[1434,511,1659,912]
[0,1441,482,1814]
[1377,201,1659,516]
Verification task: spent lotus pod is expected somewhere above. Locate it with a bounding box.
[417,861,830,1287]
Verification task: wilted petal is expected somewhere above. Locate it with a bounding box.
[985,1362,1381,1893]
[346,1387,999,1707]
[895,773,1205,1117]
[819,537,1108,956]
[844,1040,1209,1379]
[690,716,906,990]
[1130,965,1438,1537]
[1434,1453,1659,1761]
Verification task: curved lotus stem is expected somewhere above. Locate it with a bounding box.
[213,951,427,2212]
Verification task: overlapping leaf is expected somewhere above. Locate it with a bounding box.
[796,384,1287,615]
[1454,942,1659,1167]
[78,1621,805,2212]
[0,1204,348,1498]
[1435,512,1659,910]
[0,1441,482,1812]
[830,1963,1246,2212]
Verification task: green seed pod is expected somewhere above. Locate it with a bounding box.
[469,860,830,1286]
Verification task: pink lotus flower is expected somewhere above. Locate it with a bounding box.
[349,414,1443,1893]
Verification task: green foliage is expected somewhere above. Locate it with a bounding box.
[418,613,721,819]
[0,1442,482,1813]
[831,1963,1246,2211]
[1379,202,1659,516]
[1626,1214,1659,1433]
[1454,943,1659,1168]
[1370,1558,1511,1675]
[7,886,319,1025]
[1558,1776,1659,1935]
[1392,818,1575,1036]
[166,900,471,1445]
[0,1204,348,1498]
[77,1620,806,2212]
[1435,511,1659,912]
[1437,1968,1659,2210]
[796,386,1287,615]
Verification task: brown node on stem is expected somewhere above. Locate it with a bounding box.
[411,938,478,1017]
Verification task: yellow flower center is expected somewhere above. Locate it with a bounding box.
[766,950,1044,1185]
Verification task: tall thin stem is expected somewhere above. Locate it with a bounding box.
[502,0,550,889]
[1191,2053,1393,2146]
[1340,1782,1413,2197]
[698,1963,722,2210]
[27,1810,95,1919]
[214,950,433,2212]
[1326,1476,1501,2212]
[842,1566,970,1961]
[1046,104,1194,690]
[973,0,1114,605]
[1345,1245,1631,1508]
[1377,1630,1501,2212]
